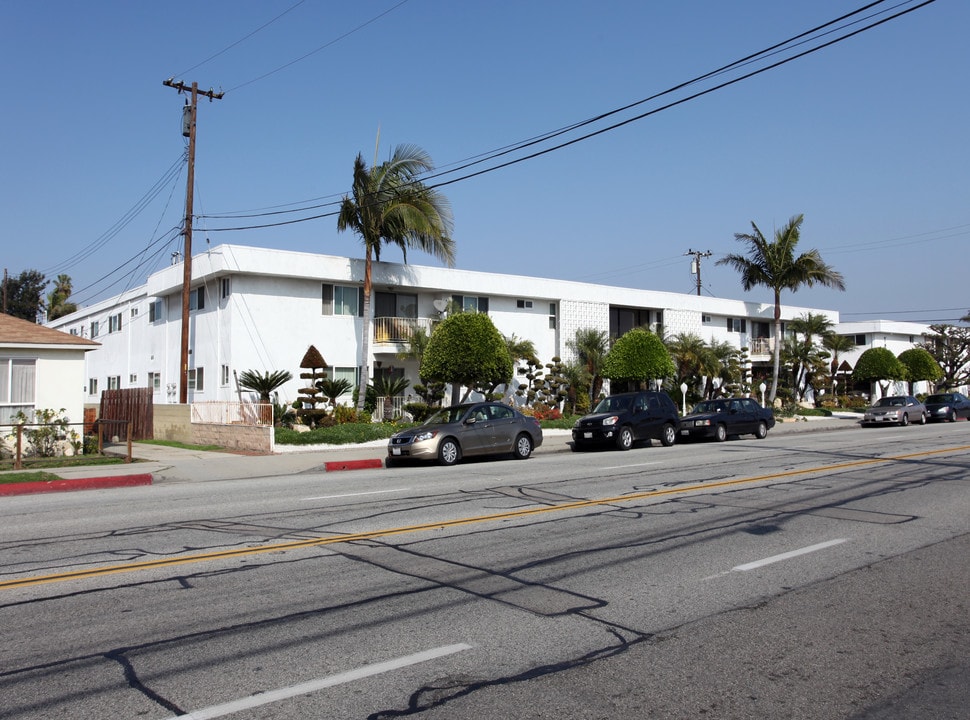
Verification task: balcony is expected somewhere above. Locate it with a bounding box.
[373,317,436,345]
[749,337,773,357]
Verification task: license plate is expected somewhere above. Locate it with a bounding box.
[391,448,401,455]
[584,432,593,439]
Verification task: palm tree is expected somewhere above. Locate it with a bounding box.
[237,369,293,404]
[823,333,856,396]
[316,377,353,408]
[716,214,845,404]
[787,312,835,401]
[567,328,609,408]
[337,144,455,413]
[46,273,77,320]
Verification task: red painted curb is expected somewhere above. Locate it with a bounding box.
[323,458,385,472]
[0,474,153,496]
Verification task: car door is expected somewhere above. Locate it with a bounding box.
[485,403,518,451]
[633,393,664,440]
[460,404,492,456]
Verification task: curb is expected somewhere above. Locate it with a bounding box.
[0,473,153,497]
[323,458,385,472]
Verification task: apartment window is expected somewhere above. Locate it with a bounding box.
[89,378,98,396]
[108,313,122,333]
[188,367,204,392]
[107,376,121,390]
[129,373,137,384]
[90,320,100,338]
[221,365,230,386]
[130,307,138,318]
[322,283,362,316]
[549,302,557,330]
[853,334,867,345]
[69,327,79,336]
[147,372,161,391]
[189,286,206,311]
[727,318,746,333]
[452,295,489,314]
[702,314,712,324]
[221,277,231,299]
[149,299,163,323]
[330,366,359,395]
[0,358,36,424]
[516,299,533,309]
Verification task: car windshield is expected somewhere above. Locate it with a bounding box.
[691,400,727,414]
[925,395,952,404]
[875,398,905,407]
[594,396,632,413]
[424,406,469,425]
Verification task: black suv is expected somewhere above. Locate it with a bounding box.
[572,391,680,451]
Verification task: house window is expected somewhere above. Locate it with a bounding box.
[452,295,489,314]
[0,358,36,424]
[108,313,122,333]
[89,378,99,396]
[516,299,533,309]
[147,372,161,391]
[107,376,121,390]
[129,373,137,384]
[189,287,206,311]
[221,277,231,299]
[322,283,363,316]
[149,299,163,323]
[188,367,204,392]
[549,302,557,330]
[727,318,747,333]
[90,320,100,338]
[221,365,230,386]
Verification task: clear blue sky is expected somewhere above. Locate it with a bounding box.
[3,0,967,323]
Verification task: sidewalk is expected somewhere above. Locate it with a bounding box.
[0,413,862,496]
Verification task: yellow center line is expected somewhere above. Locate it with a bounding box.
[3,444,969,591]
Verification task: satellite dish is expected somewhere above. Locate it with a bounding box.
[432,298,448,312]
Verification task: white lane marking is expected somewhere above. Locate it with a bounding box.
[165,643,473,720]
[602,462,662,470]
[304,488,410,501]
[732,538,848,572]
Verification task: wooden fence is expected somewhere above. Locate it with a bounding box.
[99,388,154,441]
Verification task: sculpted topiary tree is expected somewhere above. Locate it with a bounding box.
[852,346,907,397]
[420,312,513,404]
[602,328,675,392]
[897,347,943,394]
[297,345,329,426]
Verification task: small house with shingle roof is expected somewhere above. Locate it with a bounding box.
[0,313,99,426]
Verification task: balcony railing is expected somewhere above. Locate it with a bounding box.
[749,337,773,356]
[373,317,436,344]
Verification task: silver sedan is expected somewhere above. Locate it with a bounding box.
[862,395,926,427]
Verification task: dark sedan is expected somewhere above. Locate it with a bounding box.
[679,397,775,441]
[923,392,970,422]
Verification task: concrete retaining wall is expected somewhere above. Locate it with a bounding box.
[153,404,193,444]
[191,422,274,454]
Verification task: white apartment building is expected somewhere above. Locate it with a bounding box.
[49,243,852,406]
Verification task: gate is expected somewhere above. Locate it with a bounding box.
[99,388,154,441]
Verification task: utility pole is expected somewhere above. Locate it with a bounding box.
[163,79,223,404]
[685,248,712,297]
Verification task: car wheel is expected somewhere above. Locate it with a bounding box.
[385,457,398,468]
[948,410,957,422]
[919,412,926,425]
[437,438,461,466]
[660,423,676,447]
[715,424,728,442]
[571,442,585,452]
[615,426,634,451]
[901,413,909,427]
[513,433,533,459]
[755,421,768,439]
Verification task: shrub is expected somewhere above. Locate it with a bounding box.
[405,402,431,422]
[334,405,369,424]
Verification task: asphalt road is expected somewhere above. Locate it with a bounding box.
[1,421,968,719]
